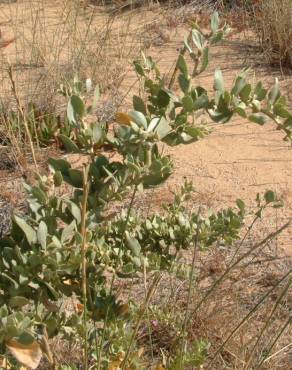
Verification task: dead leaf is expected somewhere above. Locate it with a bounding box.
[108,352,125,370]
[137,347,144,358]
[115,112,132,125]
[6,339,42,369]
[118,303,129,316]
[74,302,84,314]
[108,359,122,370]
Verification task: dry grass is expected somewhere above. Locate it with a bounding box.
[0,0,147,173]
[0,0,144,116]
[249,0,292,69]
[137,238,292,369]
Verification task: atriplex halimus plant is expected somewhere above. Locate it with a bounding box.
[0,12,291,369]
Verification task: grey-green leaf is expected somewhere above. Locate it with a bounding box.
[155,117,172,139]
[264,190,276,203]
[92,124,104,144]
[70,95,85,118]
[9,296,30,308]
[157,89,170,108]
[59,134,80,153]
[182,95,193,112]
[128,111,147,129]
[13,215,37,245]
[249,114,268,125]
[199,47,209,74]
[192,29,204,51]
[177,55,188,77]
[211,11,219,33]
[61,221,76,243]
[126,234,141,257]
[48,158,71,173]
[268,78,280,105]
[133,95,147,115]
[214,69,224,92]
[37,221,48,249]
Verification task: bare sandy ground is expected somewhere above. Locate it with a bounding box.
[122,26,292,256]
[0,2,291,256]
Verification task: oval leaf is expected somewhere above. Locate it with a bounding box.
[70,95,85,118]
[126,234,141,257]
[9,296,30,308]
[59,134,80,153]
[133,95,147,115]
[128,111,147,129]
[13,215,37,245]
[37,221,47,249]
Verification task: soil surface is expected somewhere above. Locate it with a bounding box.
[0,1,291,257]
[122,26,292,257]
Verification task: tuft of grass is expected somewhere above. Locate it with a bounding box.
[0,0,145,171]
[249,0,292,69]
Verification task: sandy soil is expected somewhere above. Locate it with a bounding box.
[0,1,291,256]
[118,21,292,256]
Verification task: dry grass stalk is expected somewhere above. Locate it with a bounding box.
[251,0,292,69]
[0,0,143,116]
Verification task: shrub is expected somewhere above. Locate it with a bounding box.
[0,12,291,369]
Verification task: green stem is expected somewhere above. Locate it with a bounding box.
[96,184,138,370]
[229,211,261,265]
[179,210,201,370]
[81,164,90,370]
[168,32,191,90]
[121,272,161,370]
[143,263,154,361]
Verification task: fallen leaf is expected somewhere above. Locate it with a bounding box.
[6,339,42,369]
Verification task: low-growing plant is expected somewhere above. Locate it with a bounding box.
[0,12,291,369]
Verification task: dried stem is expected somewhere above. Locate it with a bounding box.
[121,272,161,369]
[7,65,38,172]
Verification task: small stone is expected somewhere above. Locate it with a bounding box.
[0,147,17,171]
[0,197,12,238]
